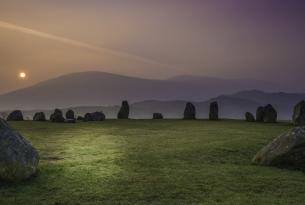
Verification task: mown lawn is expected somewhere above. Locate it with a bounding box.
[0,120,304,205]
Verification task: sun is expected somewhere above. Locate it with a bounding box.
[19,72,26,79]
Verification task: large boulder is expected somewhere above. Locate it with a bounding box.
[117,101,130,119]
[7,110,24,121]
[292,100,305,126]
[263,104,277,123]
[33,112,46,121]
[50,109,65,122]
[209,101,219,121]
[253,127,305,170]
[65,109,75,120]
[153,113,164,119]
[256,106,265,122]
[84,112,106,121]
[184,102,196,120]
[245,112,255,122]
[0,118,39,181]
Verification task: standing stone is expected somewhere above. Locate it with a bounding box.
[77,116,84,121]
[91,112,106,121]
[65,109,75,120]
[184,102,196,120]
[263,104,277,123]
[209,101,219,121]
[292,100,305,126]
[33,112,46,121]
[7,110,24,121]
[0,118,39,182]
[50,109,65,122]
[256,106,265,122]
[84,112,105,121]
[252,127,305,170]
[84,113,93,121]
[153,113,164,119]
[117,101,130,119]
[245,112,255,122]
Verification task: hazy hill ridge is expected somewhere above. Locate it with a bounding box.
[0,71,286,110]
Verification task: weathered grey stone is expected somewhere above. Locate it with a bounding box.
[184,102,196,120]
[292,100,305,126]
[245,112,255,122]
[7,110,24,121]
[0,118,39,182]
[33,112,46,121]
[256,106,265,122]
[117,101,130,119]
[253,127,305,170]
[209,101,219,121]
[50,109,65,122]
[153,113,163,119]
[263,104,277,123]
[65,109,75,120]
[84,112,105,121]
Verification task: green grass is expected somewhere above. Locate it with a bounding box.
[0,120,304,205]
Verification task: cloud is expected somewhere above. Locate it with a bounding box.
[0,20,176,70]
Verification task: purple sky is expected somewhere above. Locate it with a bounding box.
[0,0,305,93]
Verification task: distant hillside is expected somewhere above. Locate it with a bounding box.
[1,90,304,120]
[0,71,282,110]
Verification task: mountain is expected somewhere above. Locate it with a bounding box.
[0,71,283,110]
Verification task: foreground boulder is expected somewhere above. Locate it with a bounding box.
[292,101,305,126]
[117,101,130,119]
[253,127,305,170]
[263,104,277,123]
[33,112,46,121]
[153,113,163,119]
[0,118,39,181]
[65,110,75,120]
[84,112,106,121]
[209,101,219,120]
[7,110,24,121]
[50,109,65,122]
[245,112,255,122]
[256,106,265,122]
[184,102,196,120]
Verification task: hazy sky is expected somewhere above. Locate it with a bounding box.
[0,0,305,93]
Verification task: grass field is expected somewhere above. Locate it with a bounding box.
[0,120,304,205]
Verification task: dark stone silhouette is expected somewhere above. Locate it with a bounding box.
[253,127,305,170]
[77,116,84,121]
[245,112,255,122]
[50,109,65,122]
[117,101,130,119]
[256,106,265,122]
[209,101,219,120]
[84,112,106,121]
[263,104,277,123]
[84,113,93,121]
[0,118,39,182]
[7,110,24,121]
[65,109,75,120]
[292,100,305,126]
[184,102,196,120]
[153,113,163,119]
[33,112,46,121]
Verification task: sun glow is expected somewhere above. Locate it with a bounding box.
[19,72,26,78]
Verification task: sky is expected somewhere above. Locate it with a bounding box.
[0,0,305,93]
